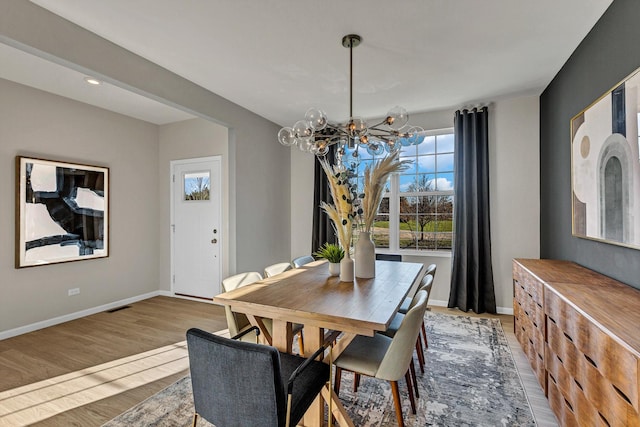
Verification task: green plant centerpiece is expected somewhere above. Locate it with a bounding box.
[313,242,345,263]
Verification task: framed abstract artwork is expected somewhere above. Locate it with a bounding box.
[571,65,640,249]
[15,156,109,267]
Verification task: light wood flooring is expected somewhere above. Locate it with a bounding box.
[0,297,557,426]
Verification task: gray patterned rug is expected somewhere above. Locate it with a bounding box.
[103,312,535,426]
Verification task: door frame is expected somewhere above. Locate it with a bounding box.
[170,156,223,298]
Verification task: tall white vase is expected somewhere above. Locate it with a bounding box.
[355,231,376,278]
[340,253,354,282]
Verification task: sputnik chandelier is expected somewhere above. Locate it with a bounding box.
[278,34,425,159]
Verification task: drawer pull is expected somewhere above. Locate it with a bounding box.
[613,384,632,405]
[563,332,573,342]
[536,302,542,309]
[574,379,583,390]
[598,413,611,426]
[584,354,598,368]
[564,398,574,412]
[557,354,564,364]
[548,316,557,324]
[549,373,557,384]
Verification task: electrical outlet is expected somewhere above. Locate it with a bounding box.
[68,288,80,296]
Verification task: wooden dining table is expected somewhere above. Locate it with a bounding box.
[213,259,425,427]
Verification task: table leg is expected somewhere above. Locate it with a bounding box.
[271,319,292,354]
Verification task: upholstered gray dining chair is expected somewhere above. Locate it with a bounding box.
[333,290,429,427]
[291,255,315,268]
[186,327,329,427]
[221,272,304,352]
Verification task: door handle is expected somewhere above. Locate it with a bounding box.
[211,238,218,244]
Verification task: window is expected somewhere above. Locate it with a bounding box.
[344,128,454,254]
[184,171,211,201]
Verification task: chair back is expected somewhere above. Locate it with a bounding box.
[377,290,428,381]
[424,263,437,279]
[291,255,315,268]
[186,328,286,427]
[221,272,263,337]
[264,262,292,278]
[419,273,433,294]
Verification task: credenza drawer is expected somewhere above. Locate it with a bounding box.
[545,290,639,415]
[513,262,544,307]
[514,281,545,330]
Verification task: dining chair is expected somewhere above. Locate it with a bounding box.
[187,327,330,427]
[333,290,429,427]
[291,255,315,268]
[399,263,436,314]
[221,272,304,352]
[264,262,292,278]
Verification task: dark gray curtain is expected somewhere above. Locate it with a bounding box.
[312,146,338,253]
[448,107,497,314]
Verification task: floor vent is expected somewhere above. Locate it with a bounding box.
[106,305,131,313]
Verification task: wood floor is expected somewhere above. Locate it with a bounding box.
[0,297,557,426]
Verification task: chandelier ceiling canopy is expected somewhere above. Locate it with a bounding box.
[278,34,426,159]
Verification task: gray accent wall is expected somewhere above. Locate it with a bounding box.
[540,0,640,288]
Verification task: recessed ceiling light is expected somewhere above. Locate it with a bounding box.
[84,77,102,85]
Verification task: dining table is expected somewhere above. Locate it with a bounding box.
[213,259,425,427]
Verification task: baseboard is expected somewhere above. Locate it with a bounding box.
[429,299,513,315]
[0,291,162,340]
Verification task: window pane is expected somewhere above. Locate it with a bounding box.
[437,134,455,153]
[437,153,454,173]
[371,212,389,248]
[416,233,437,250]
[436,232,453,250]
[399,144,417,158]
[437,195,454,215]
[417,196,437,214]
[435,173,454,191]
[378,196,390,214]
[184,171,210,201]
[400,196,417,214]
[417,155,436,174]
[417,136,436,155]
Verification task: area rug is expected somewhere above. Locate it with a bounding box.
[103,312,535,426]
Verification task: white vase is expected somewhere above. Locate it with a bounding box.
[340,254,354,282]
[355,231,376,278]
[328,262,340,276]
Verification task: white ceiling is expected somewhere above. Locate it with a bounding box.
[8,0,614,127]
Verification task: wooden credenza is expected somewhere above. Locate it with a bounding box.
[513,259,640,426]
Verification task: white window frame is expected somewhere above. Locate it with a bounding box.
[375,127,454,258]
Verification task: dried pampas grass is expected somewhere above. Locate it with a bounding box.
[318,157,354,251]
[361,151,411,232]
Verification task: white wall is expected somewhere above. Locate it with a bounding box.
[0,79,160,333]
[158,119,229,291]
[289,97,540,313]
[489,95,541,311]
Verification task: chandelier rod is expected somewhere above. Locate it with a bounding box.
[349,36,353,119]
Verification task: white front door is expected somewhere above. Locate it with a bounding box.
[171,157,222,299]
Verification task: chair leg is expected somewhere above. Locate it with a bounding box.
[415,338,425,373]
[353,373,361,392]
[334,367,342,396]
[297,331,305,355]
[405,371,416,415]
[390,381,405,427]
[192,413,199,427]
[421,321,428,349]
[409,359,419,399]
